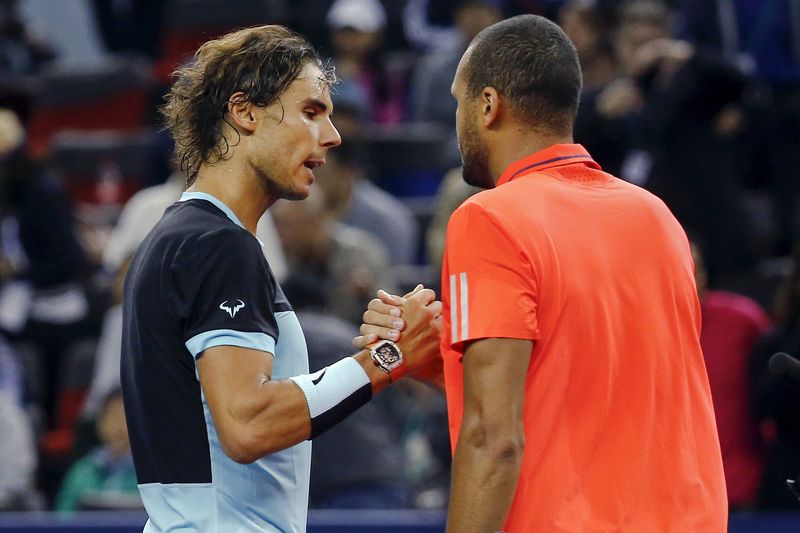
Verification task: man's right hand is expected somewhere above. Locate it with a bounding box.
[355,287,444,388]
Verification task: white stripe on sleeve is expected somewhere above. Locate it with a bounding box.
[460,272,469,341]
[450,274,458,342]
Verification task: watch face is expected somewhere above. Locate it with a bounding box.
[375,342,401,365]
[373,341,403,373]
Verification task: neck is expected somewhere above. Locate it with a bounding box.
[190,158,271,234]
[488,130,574,185]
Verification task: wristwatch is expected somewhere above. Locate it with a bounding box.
[370,340,404,382]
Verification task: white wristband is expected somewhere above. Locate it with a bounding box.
[289,357,372,438]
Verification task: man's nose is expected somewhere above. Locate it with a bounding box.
[322,119,342,148]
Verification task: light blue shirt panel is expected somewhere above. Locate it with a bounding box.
[139,483,216,532]
[179,192,245,229]
[138,311,311,532]
[201,310,311,532]
[271,310,310,377]
[185,329,276,359]
[201,401,310,533]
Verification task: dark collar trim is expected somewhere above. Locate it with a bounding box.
[509,154,593,181]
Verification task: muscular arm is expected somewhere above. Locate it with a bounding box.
[197,346,389,464]
[197,289,439,464]
[447,337,532,533]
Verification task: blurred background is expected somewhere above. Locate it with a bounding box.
[0,0,799,531]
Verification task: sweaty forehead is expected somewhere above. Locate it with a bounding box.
[287,64,333,105]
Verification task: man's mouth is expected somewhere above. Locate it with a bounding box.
[304,160,324,169]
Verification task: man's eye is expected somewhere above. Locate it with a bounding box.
[305,110,317,119]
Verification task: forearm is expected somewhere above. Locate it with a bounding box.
[220,351,391,461]
[447,433,523,533]
[446,338,531,532]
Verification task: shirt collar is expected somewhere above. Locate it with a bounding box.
[496,144,600,187]
[179,191,245,229]
[178,192,265,248]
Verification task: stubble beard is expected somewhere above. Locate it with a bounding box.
[459,123,493,189]
[255,163,307,202]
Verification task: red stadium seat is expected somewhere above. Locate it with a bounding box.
[48,130,159,212]
[26,59,151,158]
[153,0,285,83]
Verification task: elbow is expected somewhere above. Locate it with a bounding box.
[218,426,269,465]
[495,437,525,463]
[488,434,525,464]
[220,437,260,465]
[460,419,525,461]
[227,451,258,465]
[227,449,260,465]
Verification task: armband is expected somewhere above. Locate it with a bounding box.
[289,357,372,438]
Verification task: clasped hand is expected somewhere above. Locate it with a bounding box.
[353,285,444,385]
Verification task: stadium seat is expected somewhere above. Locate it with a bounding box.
[362,122,451,197]
[153,0,287,83]
[48,130,159,213]
[26,59,151,158]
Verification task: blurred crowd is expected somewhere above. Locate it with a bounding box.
[0,0,798,516]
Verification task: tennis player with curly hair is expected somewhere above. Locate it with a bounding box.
[121,25,441,532]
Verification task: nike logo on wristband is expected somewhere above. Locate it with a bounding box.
[311,369,327,386]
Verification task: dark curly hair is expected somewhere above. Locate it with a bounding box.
[161,25,336,186]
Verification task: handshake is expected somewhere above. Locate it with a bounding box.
[353,285,445,389]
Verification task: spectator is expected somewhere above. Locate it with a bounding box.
[409,0,502,166]
[0,337,40,510]
[679,0,800,257]
[573,0,671,176]
[402,0,465,51]
[80,257,128,421]
[633,37,753,277]
[751,243,800,510]
[17,0,106,68]
[55,389,140,512]
[316,101,419,264]
[559,0,617,91]
[272,186,395,325]
[409,0,503,126]
[0,0,54,76]
[326,0,407,123]
[90,0,166,60]
[425,167,480,271]
[0,109,94,428]
[695,241,772,509]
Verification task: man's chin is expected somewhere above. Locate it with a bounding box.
[284,189,310,201]
[462,166,493,189]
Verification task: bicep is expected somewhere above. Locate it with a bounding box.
[196,346,314,461]
[461,338,533,431]
[197,345,274,423]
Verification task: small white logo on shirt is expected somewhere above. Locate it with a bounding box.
[219,299,245,318]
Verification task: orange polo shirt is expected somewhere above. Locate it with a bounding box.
[441,144,726,532]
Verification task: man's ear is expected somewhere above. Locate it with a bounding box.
[481,87,501,129]
[227,92,257,134]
